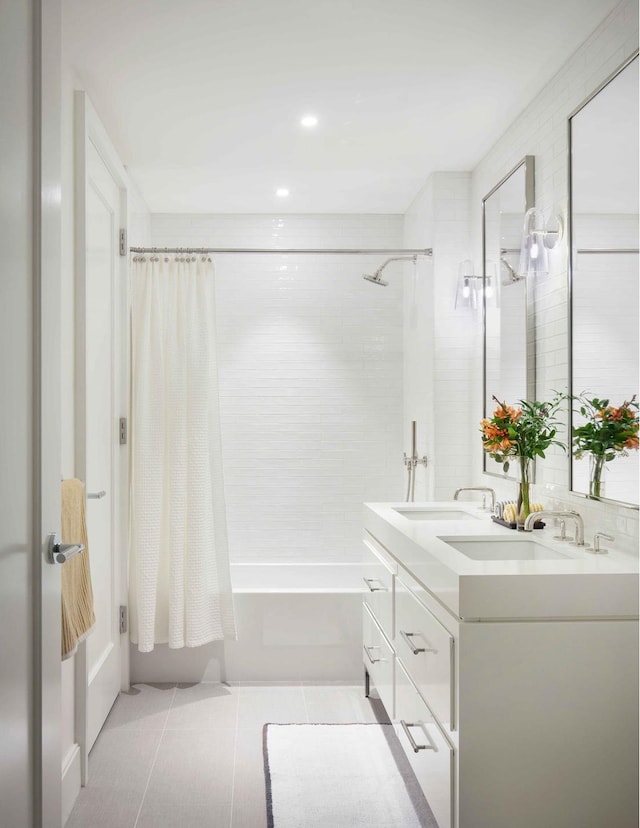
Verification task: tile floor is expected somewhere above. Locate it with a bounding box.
[66,681,389,827]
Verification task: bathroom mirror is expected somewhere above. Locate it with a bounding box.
[569,54,639,508]
[482,156,535,478]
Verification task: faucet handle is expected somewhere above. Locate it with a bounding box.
[591,532,615,555]
[553,519,568,541]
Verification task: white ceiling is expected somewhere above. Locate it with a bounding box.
[62,0,619,214]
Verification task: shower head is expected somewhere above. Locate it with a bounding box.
[362,273,389,286]
[362,254,417,287]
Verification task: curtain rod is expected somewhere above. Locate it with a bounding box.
[129,246,433,256]
[576,248,639,254]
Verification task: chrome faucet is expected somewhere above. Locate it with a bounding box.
[523,510,585,546]
[453,487,496,512]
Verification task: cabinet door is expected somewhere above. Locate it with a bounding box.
[362,604,394,717]
[395,659,454,828]
[396,572,455,731]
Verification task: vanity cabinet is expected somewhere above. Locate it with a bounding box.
[362,527,639,828]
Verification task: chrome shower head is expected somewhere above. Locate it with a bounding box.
[362,254,417,287]
[362,273,389,286]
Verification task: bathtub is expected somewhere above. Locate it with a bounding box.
[225,562,365,681]
[230,562,365,593]
[130,562,366,684]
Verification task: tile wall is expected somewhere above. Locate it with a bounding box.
[151,214,405,563]
[468,0,639,551]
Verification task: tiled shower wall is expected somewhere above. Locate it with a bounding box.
[151,214,405,563]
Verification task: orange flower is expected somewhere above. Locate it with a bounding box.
[494,403,522,422]
[625,436,639,450]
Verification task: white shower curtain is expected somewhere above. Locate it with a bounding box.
[129,254,236,652]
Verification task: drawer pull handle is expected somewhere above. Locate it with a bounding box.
[363,577,387,593]
[364,645,385,665]
[400,630,435,655]
[400,720,436,753]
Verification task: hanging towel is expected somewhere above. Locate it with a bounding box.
[61,478,96,660]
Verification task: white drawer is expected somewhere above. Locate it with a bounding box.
[362,603,394,717]
[362,532,395,639]
[396,573,455,731]
[395,658,454,828]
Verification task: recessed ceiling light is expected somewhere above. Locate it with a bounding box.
[275,187,289,198]
[300,114,318,128]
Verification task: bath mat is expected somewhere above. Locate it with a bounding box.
[263,723,438,827]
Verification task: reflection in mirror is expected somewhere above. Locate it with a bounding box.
[570,54,639,508]
[483,156,535,478]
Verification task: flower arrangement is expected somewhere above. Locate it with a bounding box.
[481,393,565,522]
[572,394,639,498]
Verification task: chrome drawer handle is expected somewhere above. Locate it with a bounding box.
[400,720,436,753]
[399,630,436,655]
[399,630,425,654]
[363,577,387,593]
[364,645,384,665]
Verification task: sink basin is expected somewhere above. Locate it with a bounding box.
[393,508,479,522]
[441,538,571,561]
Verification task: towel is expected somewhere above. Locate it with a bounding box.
[61,478,96,660]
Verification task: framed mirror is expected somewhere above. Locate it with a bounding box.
[569,53,639,508]
[482,156,535,478]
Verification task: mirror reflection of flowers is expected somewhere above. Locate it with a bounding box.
[572,393,639,498]
[481,393,565,522]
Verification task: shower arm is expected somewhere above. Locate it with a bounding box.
[374,255,417,280]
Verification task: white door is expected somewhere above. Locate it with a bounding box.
[1,2,63,826]
[80,138,125,753]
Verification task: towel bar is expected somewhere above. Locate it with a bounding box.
[48,532,85,564]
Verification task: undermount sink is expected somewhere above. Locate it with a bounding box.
[440,537,572,561]
[393,508,479,522]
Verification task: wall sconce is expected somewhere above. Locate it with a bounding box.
[454,260,477,309]
[455,260,497,309]
[518,208,564,277]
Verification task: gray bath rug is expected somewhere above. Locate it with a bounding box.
[263,722,438,827]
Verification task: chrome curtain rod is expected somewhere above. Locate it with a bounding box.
[576,248,639,254]
[129,246,433,256]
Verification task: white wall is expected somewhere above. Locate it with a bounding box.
[467,0,639,550]
[150,214,405,564]
[403,173,478,501]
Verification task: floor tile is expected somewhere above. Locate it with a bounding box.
[165,682,239,730]
[237,684,308,730]
[303,684,385,723]
[230,726,268,828]
[66,730,162,828]
[138,728,236,819]
[103,682,176,732]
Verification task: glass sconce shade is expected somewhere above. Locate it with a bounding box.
[519,208,550,276]
[482,262,498,307]
[455,259,477,309]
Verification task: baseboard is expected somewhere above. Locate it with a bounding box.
[61,743,81,826]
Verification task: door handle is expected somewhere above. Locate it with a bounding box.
[87,490,106,499]
[48,532,85,564]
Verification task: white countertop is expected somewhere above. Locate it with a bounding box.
[363,502,639,621]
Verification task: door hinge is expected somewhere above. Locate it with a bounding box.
[119,227,127,256]
[119,605,128,635]
[119,416,127,445]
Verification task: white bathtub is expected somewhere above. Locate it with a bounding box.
[130,562,366,684]
[230,562,365,593]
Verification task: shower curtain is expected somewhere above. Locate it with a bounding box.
[129,254,236,652]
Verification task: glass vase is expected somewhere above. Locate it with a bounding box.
[589,454,606,499]
[516,457,532,529]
